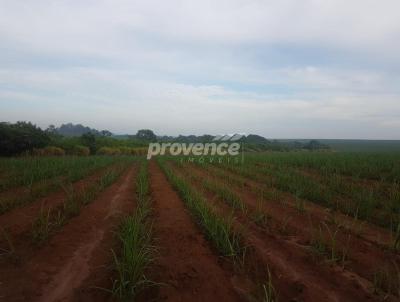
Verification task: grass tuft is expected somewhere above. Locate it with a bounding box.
[31,206,52,243]
[262,267,278,302]
[111,215,153,300]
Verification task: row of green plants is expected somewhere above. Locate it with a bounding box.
[215,159,400,257]
[168,160,281,300]
[192,160,312,222]
[198,175,246,212]
[244,152,400,182]
[249,155,400,214]
[252,162,400,231]
[173,161,276,229]
[0,156,127,192]
[0,157,130,215]
[205,160,285,206]
[255,153,400,231]
[166,158,281,301]
[111,160,154,301]
[214,156,400,231]
[31,161,132,243]
[158,158,243,259]
[182,160,399,298]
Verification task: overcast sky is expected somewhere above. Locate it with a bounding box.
[0,0,399,139]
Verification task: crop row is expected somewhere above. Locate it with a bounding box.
[243,152,400,182]
[0,156,128,192]
[173,159,400,298]
[111,160,154,300]
[160,159,279,301]
[31,160,133,244]
[208,156,400,231]
[0,156,131,215]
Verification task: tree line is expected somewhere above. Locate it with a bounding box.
[0,122,156,156]
[0,121,330,156]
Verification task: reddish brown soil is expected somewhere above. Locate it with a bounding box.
[0,164,118,213]
[194,163,400,288]
[254,162,396,235]
[141,161,243,302]
[289,165,399,230]
[171,162,393,302]
[0,164,119,260]
[187,163,400,282]
[0,166,136,302]
[211,163,395,248]
[256,161,393,189]
[0,178,60,209]
[1,158,397,302]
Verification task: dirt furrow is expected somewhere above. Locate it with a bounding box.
[187,163,400,279]
[191,163,400,298]
[0,164,117,237]
[171,162,386,302]
[0,166,137,302]
[141,161,243,302]
[209,162,394,248]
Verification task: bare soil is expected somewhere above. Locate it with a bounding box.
[140,161,243,302]
[172,161,395,302]
[0,166,136,302]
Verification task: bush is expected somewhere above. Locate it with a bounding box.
[70,145,90,156]
[97,147,121,156]
[132,148,147,156]
[33,146,65,156]
[95,146,147,156]
[119,147,133,155]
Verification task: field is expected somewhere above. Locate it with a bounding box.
[0,152,399,301]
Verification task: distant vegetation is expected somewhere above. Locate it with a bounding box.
[0,122,149,156]
[48,123,112,137]
[158,133,330,152]
[319,139,400,152]
[6,120,400,157]
[0,122,50,156]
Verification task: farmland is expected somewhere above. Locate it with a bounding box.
[0,152,399,301]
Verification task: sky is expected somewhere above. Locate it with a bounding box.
[0,0,399,139]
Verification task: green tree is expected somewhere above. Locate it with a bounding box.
[80,132,97,154]
[0,121,50,156]
[100,130,112,137]
[136,129,157,141]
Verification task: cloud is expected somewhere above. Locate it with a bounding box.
[1,67,398,138]
[1,1,399,55]
[0,0,399,139]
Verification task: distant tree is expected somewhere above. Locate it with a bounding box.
[56,123,103,137]
[80,132,96,154]
[100,130,112,137]
[293,141,304,149]
[136,129,157,141]
[244,134,270,144]
[199,134,214,142]
[46,124,57,134]
[303,140,330,150]
[45,124,63,141]
[0,121,50,156]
